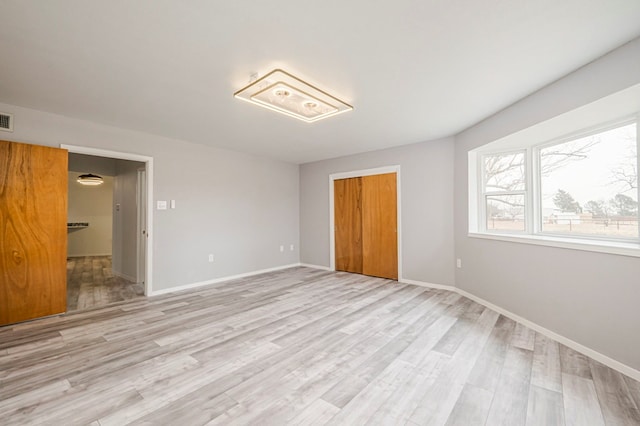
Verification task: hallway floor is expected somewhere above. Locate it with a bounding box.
[66,256,144,311]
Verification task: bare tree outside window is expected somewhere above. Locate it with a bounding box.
[482,121,638,238]
[484,137,599,231]
[483,152,526,231]
[484,152,525,192]
[610,132,637,193]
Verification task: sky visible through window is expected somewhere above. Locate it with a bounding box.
[540,123,637,211]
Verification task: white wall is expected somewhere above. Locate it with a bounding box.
[112,159,144,282]
[0,101,300,292]
[300,138,455,285]
[67,171,113,257]
[69,153,116,176]
[454,37,640,371]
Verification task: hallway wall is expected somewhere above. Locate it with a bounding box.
[67,171,113,257]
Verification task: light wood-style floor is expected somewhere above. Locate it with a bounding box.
[2,267,639,425]
[67,256,145,311]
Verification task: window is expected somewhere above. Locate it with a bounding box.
[539,123,638,239]
[471,117,639,251]
[482,151,526,232]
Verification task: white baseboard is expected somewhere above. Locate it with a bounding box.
[299,263,332,271]
[400,278,640,382]
[148,263,301,296]
[455,288,640,382]
[112,270,137,283]
[399,278,455,291]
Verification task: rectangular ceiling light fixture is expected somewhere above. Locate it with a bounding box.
[234,69,353,123]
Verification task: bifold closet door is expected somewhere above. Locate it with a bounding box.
[362,173,398,280]
[334,172,397,280]
[334,177,363,273]
[0,140,68,326]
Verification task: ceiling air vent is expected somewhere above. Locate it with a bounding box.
[0,112,13,132]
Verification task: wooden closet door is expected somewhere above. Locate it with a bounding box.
[334,177,363,273]
[362,173,398,280]
[0,140,68,325]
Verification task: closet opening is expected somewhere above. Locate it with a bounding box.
[329,166,401,281]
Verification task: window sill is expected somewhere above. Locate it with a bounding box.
[468,232,640,258]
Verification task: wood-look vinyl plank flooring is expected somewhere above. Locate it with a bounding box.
[1,267,639,425]
[67,256,144,311]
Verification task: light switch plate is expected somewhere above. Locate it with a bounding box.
[157,200,167,210]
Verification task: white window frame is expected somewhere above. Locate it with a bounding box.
[470,115,640,258]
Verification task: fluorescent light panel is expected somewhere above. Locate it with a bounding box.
[234,69,352,123]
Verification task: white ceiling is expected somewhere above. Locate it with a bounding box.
[1,1,639,164]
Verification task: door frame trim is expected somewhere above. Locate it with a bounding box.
[61,144,154,296]
[328,165,402,281]
[136,168,147,285]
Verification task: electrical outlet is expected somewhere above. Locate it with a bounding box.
[209,254,214,262]
[456,258,462,268]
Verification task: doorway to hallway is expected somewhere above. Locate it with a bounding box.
[65,147,152,311]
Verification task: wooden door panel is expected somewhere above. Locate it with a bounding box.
[334,177,363,274]
[362,173,398,280]
[0,140,68,325]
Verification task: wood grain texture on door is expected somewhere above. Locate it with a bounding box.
[362,173,398,280]
[0,140,68,325]
[334,177,363,274]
